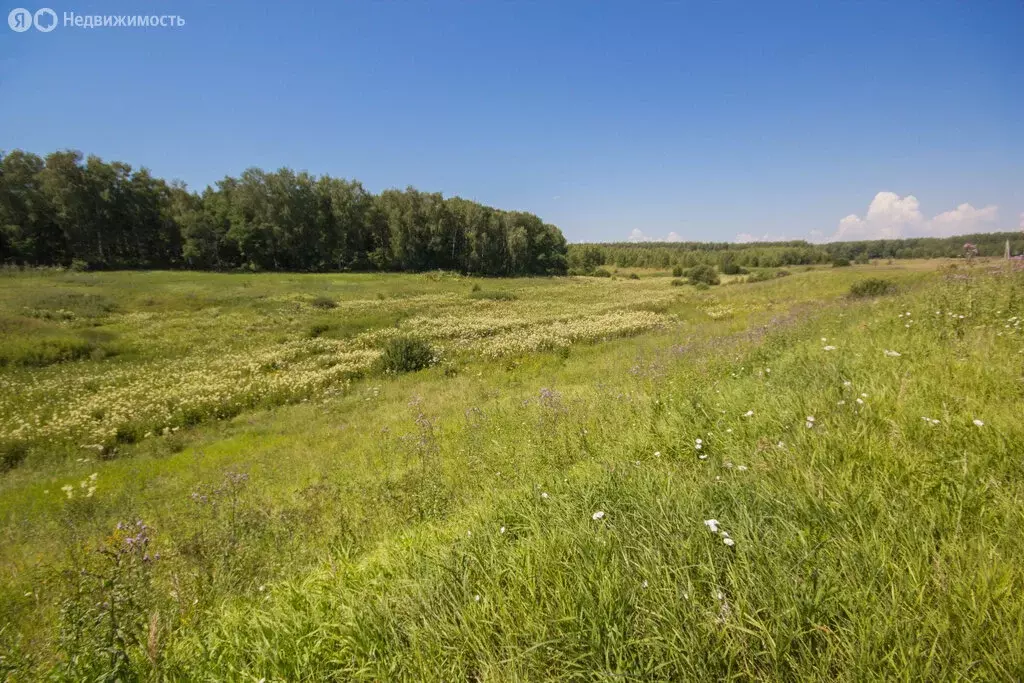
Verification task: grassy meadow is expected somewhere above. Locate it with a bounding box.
[1,260,1023,680]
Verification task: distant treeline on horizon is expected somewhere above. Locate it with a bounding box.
[567,233,1024,273]
[2,149,1020,276]
[0,149,568,276]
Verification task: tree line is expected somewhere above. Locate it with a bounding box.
[0,149,568,276]
[568,233,1024,272]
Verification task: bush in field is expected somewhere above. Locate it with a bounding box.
[670,278,685,286]
[468,289,517,301]
[686,264,720,286]
[746,269,791,283]
[0,441,28,472]
[832,258,852,267]
[310,295,337,309]
[0,336,97,368]
[379,336,434,373]
[849,277,897,297]
[628,273,640,280]
[671,265,683,277]
[592,268,612,278]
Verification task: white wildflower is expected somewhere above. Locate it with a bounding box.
[499,526,506,534]
[61,485,73,499]
[743,410,754,417]
[823,345,837,351]
[723,537,735,547]
[592,511,605,521]
[704,519,720,533]
[737,465,748,472]
[973,419,984,427]
[883,349,902,357]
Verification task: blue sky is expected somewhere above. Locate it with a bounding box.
[2,1,1021,243]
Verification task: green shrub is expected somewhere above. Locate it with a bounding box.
[310,295,337,309]
[628,273,640,280]
[379,336,434,373]
[0,441,28,472]
[0,336,96,368]
[746,270,773,283]
[849,277,897,297]
[671,265,683,277]
[832,258,852,267]
[694,282,711,291]
[592,268,612,278]
[307,322,332,338]
[468,289,517,301]
[686,264,720,286]
[670,278,685,287]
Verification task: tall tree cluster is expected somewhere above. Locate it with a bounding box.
[0,150,568,276]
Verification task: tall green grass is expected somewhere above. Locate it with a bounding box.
[1,262,1021,680]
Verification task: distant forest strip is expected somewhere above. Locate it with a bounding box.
[0,150,568,275]
[568,233,1024,272]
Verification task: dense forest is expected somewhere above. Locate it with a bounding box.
[568,232,1024,272]
[0,149,568,275]
[3,149,1019,277]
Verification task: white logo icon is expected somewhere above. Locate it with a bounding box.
[34,7,56,31]
[8,7,32,31]
[8,7,57,31]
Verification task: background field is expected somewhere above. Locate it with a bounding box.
[1,260,1023,680]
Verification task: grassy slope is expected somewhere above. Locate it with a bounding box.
[2,262,1023,680]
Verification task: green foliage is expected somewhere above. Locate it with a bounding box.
[309,295,337,309]
[568,230,1024,270]
[0,149,569,277]
[592,268,612,278]
[628,272,640,280]
[0,335,97,368]
[0,440,28,472]
[832,258,852,267]
[468,289,517,301]
[670,278,685,286]
[671,265,683,277]
[686,264,720,286]
[57,521,158,681]
[747,269,791,283]
[379,336,435,373]
[3,265,1023,680]
[849,277,897,297]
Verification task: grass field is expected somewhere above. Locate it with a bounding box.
[1,260,1023,680]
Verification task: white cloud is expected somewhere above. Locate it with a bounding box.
[928,203,999,237]
[734,232,789,244]
[1019,212,1024,230]
[627,229,685,242]
[830,192,999,241]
